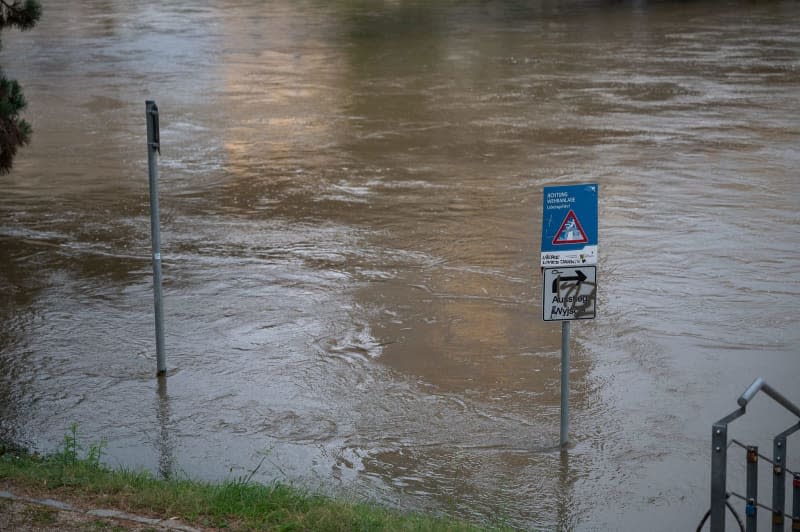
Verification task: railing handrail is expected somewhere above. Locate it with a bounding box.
[737,377,800,419]
[708,378,800,531]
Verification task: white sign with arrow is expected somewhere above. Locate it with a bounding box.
[543,266,596,321]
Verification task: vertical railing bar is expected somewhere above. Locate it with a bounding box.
[773,423,800,532]
[745,446,758,532]
[772,435,786,532]
[712,422,730,532]
[791,473,799,531]
[709,408,747,531]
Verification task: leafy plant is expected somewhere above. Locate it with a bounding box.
[56,423,80,465]
[53,423,106,468]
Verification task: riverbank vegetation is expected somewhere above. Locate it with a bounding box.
[0,427,507,531]
[0,0,42,173]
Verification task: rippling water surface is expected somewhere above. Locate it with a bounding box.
[1,1,799,529]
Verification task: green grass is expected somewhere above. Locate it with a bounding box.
[0,428,510,531]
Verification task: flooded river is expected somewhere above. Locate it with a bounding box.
[1,0,799,529]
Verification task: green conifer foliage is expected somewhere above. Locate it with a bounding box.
[0,0,41,174]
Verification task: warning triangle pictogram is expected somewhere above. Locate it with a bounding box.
[552,210,588,245]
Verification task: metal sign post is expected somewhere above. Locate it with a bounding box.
[560,320,570,447]
[540,184,598,448]
[146,100,166,376]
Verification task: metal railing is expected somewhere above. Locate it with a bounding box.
[703,378,800,531]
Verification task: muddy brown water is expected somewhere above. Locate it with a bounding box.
[1,1,799,529]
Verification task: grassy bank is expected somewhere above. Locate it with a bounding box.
[0,429,506,531]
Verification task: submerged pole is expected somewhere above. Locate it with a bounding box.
[146,100,166,376]
[560,320,570,447]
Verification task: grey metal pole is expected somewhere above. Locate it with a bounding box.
[745,446,758,532]
[560,320,570,447]
[711,423,728,532]
[146,100,166,376]
[792,473,800,531]
[772,434,786,532]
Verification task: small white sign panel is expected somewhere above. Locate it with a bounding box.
[543,266,597,321]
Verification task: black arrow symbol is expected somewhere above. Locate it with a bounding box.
[552,270,587,293]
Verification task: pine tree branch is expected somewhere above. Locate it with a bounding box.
[0,0,41,31]
[0,0,39,173]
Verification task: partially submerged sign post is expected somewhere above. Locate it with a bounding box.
[540,184,598,447]
[146,100,166,376]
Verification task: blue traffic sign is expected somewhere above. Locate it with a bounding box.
[541,184,598,267]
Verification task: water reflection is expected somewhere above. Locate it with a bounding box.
[556,450,575,532]
[0,237,41,448]
[155,376,175,479]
